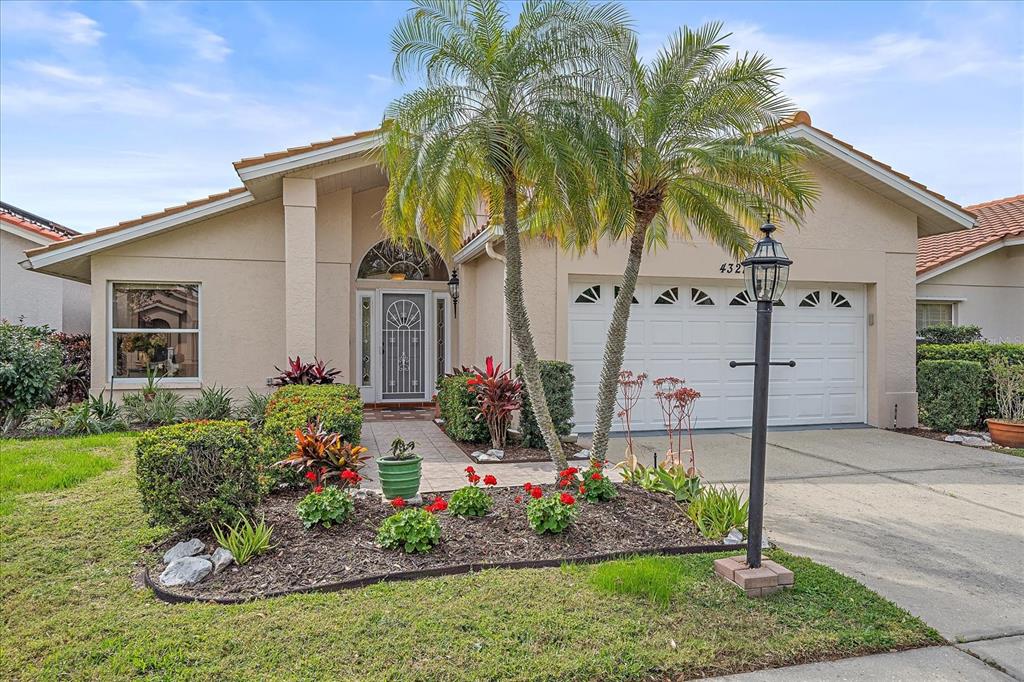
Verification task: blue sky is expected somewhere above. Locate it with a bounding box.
[1,1,1021,231]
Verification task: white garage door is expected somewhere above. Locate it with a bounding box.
[569,279,866,431]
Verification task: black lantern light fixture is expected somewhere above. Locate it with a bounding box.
[447,269,460,317]
[730,219,795,569]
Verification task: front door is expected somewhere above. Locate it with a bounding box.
[381,293,427,400]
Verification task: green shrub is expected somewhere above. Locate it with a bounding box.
[918,325,983,344]
[0,322,64,421]
[448,485,493,517]
[917,360,985,433]
[377,508,441,553]
[63,392,125,435]
[686,485,748,540]
[183,385,234,421]
[261,384,363,467]
[211,515,274,564]
[49,331,90,404]
[525,493,578,534]
[296,486,355,529]
[517,360,575,448]
[437,373,489,443]
[136,420,261,528]
[918,343,1024,421]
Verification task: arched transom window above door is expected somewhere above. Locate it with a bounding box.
[358,240,449,281]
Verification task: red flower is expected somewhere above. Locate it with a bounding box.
[468,473,481,484]
[559,467,578,478]
[523,482,533,491]
[591,472,603,481]
[483,474,497,486]
[530,486,543,499]
[341,470,359,481]
[426,497,448,513]
[560,492,575,505]
[485,355,495,376]
[465,466,476,474]
[390,497,406,509]
[514,496,523,504]
[313,485,324,494]
[559,479,571,488]
[578,485,586,494]
[305,471,317,481]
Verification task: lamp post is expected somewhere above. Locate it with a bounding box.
[447,269,460,318]
[732,220,793,569]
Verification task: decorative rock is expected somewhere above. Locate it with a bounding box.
[162,538,205,564]
[486,448,505,460]
[723,528,744,545]
[474,450,502,462]
[944,434,965,443]
[961,436,992,448]
[352,488,381,501]
[433,418,445,425]
[210,547,234,574]
[159,556,213,586]
[572,448,592,460]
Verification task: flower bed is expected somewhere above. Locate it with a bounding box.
[146,484,717,602]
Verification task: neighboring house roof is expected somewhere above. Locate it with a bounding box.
[917,194,1024,282]
[23,111,976,280]
[1,201,79,244]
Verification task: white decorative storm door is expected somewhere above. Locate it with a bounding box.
[381,292,427,400]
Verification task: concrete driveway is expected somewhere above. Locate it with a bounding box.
[625,427,1024,678]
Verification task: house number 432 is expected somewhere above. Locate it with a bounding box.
[720,263,743,274]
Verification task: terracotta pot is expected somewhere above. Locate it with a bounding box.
[986,419,1024,448]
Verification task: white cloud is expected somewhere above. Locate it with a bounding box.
[18,61,105,87]
[0,4,104,46]
[131,1,232,62]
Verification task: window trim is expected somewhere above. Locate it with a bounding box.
[108,281,202,386]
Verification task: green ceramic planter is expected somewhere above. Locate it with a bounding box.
[376,455,423,500]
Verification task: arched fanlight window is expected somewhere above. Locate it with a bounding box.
[729,290,753,306]
[614,286,639,304]
[655,287,679,305]
[691,288,715,306]
[357,240,449,281]
[830,291,852,308]
[799,291,820,308]
[574,285,601,303]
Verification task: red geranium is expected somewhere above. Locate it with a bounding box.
[483,474,497,486]
[578,485,586,494]
[560,492,575,505]
[305,470,318,481]
[426,497,448,513]
[530,486,543,499]
[559,479,571,488]
[559,467,579,478]
[465,466,476,475]
[313,485,324,494]
[591,472,603,481]
[514,496,523,504]
[390,497,406,509]
[341,470,359,482]
[523,482,533,491]
[468,473,481,484]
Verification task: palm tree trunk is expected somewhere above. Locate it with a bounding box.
[501,177,568,471]
[590,209,656,462]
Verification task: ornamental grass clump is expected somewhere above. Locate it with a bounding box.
[377,507,441,553]
[524,486,578,534]
[448,466,497,517]
[296,486,355,529]
[211,515,274,565]
[685,485,748,541]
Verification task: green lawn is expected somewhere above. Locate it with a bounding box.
[0,434,940,680]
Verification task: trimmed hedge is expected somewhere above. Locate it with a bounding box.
[437,373,489,443]
[917,360,985,433]
[261,384,363,466]
[918,325,983,345]
[517,360,575,448]
[917,343,1024,421]
[136,420,261,528]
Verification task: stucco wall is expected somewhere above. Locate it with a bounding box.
[917,245,1024,342]
[2,229,90,332]
[472,161,923,428]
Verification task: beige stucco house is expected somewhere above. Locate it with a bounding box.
[1,202,90,333]
[916,195,1023,342]
[21,112,975,430]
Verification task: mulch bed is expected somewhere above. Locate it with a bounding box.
[149,485,712,602]
[438,423,586,464]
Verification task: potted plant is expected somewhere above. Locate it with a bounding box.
[376,437,422,500]
[987,357,1024,447]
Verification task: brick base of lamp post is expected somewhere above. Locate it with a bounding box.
[713,555,794,598]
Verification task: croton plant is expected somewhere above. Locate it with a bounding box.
[275,418,370,488]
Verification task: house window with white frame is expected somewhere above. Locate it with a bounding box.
[111,283,199,379]
[916,301,954,332]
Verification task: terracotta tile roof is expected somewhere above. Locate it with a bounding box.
[779,111,972,218]
[233,127,381,171]
[0,202,78,241]
[25,187,249,258]
[917,194,1024,275]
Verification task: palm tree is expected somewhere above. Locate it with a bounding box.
[584,24,820,462]
[380,0,629,470]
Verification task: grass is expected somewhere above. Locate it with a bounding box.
[992,445,1024,458]
[0,432,128,516]
[0,434,941,681]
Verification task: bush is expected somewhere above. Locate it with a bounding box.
[578,466,617,503]
[136,420,261,528]
[182,385,234,421]
[121,389,183,427]
[686,485,748,540]
[49,332,90,404]
[917,360,985,433]
[261,384,363,467]
[918,343,1024,421]
[525,492,578,534]
[991,357,1024,423]
[437,373,489,443]
[918,325,983,345]
[517,360,574,448]
[296,486,355,529]
[377,508,441,553]
[449,485,493,517]
[0,322,64,421]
